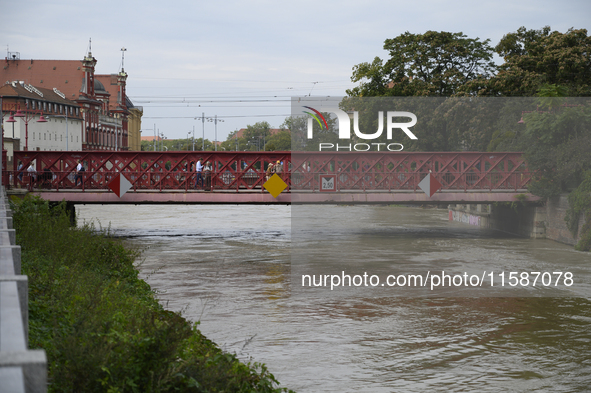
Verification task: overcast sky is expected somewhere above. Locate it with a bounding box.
[2,0,590,144]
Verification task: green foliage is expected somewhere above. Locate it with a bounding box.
[565,170,591,251]
[221,122,292,151]
[485,27,591,97]
[141,138,215,152]
[521,101,591,198]
[12,196,293,392]
[265,130,291,151]
[347,31,496,97]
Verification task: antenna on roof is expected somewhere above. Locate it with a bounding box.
[85,38,92,57]
[120,47,127,72]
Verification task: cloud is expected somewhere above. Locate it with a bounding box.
[2,0,591,140]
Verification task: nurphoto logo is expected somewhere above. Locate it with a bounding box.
[303,106,418,152]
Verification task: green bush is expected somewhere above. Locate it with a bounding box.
[12,196,293,392]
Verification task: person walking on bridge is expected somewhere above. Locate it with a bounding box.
[27,162,37,189]
[266,161,275,181]
[75,160,84,187]
[274,160,283,181]
[194,158,204,189]
[204,161,212,191]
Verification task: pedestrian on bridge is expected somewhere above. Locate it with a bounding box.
[27,162,36,189]
[195,158,204,189]
[75,160,84,187]
[266,162,275,181]
[17,161,23,183]
[204,161,212,191]
[275,160,283,181]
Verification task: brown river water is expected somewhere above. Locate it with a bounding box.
[77,204,591,392]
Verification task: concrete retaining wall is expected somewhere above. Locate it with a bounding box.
[448,195,586,245]
[0,188,47,392]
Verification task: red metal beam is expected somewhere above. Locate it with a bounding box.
[9,151,534,197]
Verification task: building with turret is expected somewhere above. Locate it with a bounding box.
[1,50,142,157]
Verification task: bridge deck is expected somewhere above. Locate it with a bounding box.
[23,189,538,205]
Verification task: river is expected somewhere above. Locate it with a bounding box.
[77,204,591,392]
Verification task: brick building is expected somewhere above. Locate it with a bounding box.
[1,50,142,154]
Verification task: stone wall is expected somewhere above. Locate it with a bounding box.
[448,195,586,246]
[545,195,585,246]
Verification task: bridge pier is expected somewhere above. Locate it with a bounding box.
[66,203,75,227]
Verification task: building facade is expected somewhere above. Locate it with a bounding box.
[0,82,83,167]
[1,51,142,154]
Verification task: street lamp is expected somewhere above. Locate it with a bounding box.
[159,132,166,151]
[5,106,47,151]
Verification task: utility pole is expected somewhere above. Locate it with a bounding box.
[207,115,224,151]
[194,113,206,151]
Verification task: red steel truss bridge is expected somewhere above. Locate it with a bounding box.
[9,151,538,204]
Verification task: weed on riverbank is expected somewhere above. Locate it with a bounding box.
[12,196,293,393]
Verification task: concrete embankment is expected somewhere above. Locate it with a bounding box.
[448,195,586,245]
[0,187,47,392]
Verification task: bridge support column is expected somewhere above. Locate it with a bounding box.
[66,203,76,227]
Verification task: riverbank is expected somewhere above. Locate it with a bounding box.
[12,196,293,392]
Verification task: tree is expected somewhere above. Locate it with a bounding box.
[242,121,271,151]
[347,31,496,97]
[471,27,591,96]
[265,130,291,151]
[221,121,272,151]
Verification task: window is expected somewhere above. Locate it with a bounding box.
[43,102,46,111]
[44,133,46,140]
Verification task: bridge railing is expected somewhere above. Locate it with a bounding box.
[11,151,292,192]
[7,169,276,192]
[9,151,533,193]
[7,169,533,193]
[291,171,534,192]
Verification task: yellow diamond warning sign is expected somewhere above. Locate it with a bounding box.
[263,174,287,198]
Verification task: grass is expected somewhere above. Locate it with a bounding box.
[11,196,294,393]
